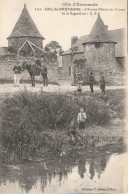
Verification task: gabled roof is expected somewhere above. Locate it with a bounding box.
[18,40,46,54]
[62,35,88,55]
[7,4,44,39]
[62,28,125,57]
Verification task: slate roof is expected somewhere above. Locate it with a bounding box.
[7,4,44,39]
[62,14,125,57]
[62,29,125,57]
[109,29,125,57]
[83,14,116,44]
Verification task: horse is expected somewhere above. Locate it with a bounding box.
[21,60,48,87]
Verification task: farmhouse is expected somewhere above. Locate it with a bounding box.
[60,14,125,85]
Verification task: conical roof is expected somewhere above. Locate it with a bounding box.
[83,14,116,44]
[7,4,44,39]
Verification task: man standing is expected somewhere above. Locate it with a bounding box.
[100,76,106,94]
[13,61,22,87]
[42,66,48,86]
[89,72,95,93]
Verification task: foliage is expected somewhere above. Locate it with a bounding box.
[1,89,126,162]
[44,41,63,62]
[0,90,110,152]
[98,89,126,119]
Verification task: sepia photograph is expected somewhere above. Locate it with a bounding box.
[0,0,127,193]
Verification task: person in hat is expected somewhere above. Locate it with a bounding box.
[89,72,95,93]
[100,76,106,94]
[13,61,22,87]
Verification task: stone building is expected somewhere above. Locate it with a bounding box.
[61,14,125,85]
[0,4,58,83]
[0,4,45,59]
[7,4,44,52]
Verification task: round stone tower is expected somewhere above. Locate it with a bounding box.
[82,14,117,83]
[7,4,44,52]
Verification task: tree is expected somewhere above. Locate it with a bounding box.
[44,41,63,62]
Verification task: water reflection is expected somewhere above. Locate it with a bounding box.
[95,155,110,178]
[0,147,125,193]
[78,158,86,178]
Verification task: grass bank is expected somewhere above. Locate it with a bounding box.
[0,89,126,163]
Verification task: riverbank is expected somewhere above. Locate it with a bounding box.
[0,88,126,163]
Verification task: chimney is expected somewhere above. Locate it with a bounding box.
[71,36,78,46]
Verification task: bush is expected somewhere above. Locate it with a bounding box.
[99,89,126,119]
[0,90,111,161]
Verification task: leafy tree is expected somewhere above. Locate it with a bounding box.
[44,41,63,62]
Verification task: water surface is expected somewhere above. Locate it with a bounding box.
[0,147,126,194]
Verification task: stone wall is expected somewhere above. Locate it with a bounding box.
[8,37,43,52]
[83,42,124,85]
[60,53,85,79]
[46,62,58,83]
[0,57,58,84]
[60,45,124,85]
[58,54,72,79]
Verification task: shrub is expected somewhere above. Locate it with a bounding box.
[1,90,111,130]
[0,90,111,160]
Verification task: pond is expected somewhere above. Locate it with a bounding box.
[0,146,127,194]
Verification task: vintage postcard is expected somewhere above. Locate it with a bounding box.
[0,0,127,193]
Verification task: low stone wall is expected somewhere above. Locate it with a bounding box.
[0,60,58,84]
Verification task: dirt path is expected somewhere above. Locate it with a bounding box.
[0,83,126,95]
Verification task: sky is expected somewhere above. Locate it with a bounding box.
[0,0,127,51]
